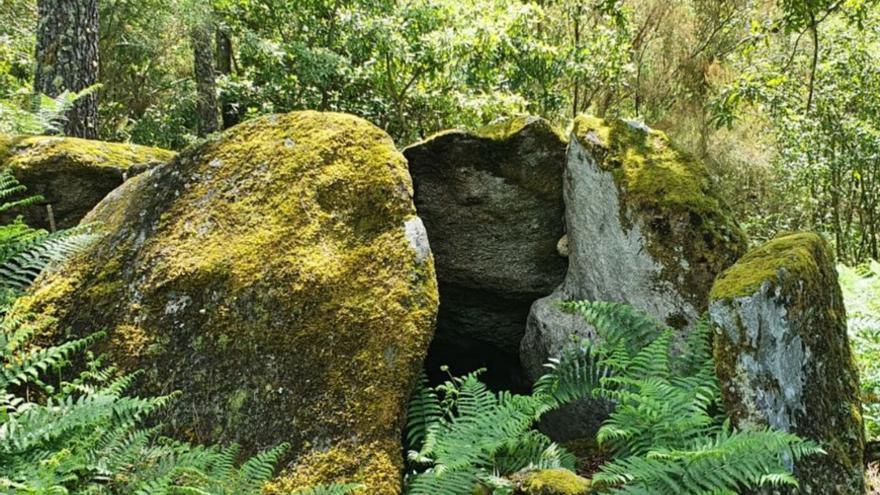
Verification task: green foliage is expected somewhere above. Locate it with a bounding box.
[713,5,880,261]
[405,371,573,494]
[0,170,96,310]
[0,0,35,98]
[556,301,823,494]
[0,311,291,494]
[407,301,823,495]
[0,87,100,136]
[838,261,880,440]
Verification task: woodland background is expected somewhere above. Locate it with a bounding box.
[3,0,880,264]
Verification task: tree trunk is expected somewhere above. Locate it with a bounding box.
[192,24,220,137]
[215,26,239,129]
[35,0,99,139]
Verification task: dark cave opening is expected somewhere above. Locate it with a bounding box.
[423,334,531,394]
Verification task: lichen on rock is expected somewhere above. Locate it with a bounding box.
[0,134,175,229]
[521,115,746,440]
[16,111,438,494]
[709,232,864,494]
[511,469,592,495]
[404,116,567,390]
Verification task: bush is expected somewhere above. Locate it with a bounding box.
[839,261,880,440]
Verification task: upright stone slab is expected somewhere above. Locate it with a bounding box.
[404,117,567,389]
[709,232,864,494]
[18,112,438,494]
[0,134,174,229]
[521,116,745,439]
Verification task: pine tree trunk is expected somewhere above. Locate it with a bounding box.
[192,25,220,137]
[35,0,99,139]
[215,26,239,129]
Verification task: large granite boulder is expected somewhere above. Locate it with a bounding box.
[404,117,567,389]
[709,232,864,494]
[18,111,438,494]
[0,134,174,229]
[522,116,746,439]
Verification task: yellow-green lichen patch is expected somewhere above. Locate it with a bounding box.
[4,135,175,171]
[263,440,401,495]
[512,469,592,495]
[573,115,721,220]
[18,111,439,494]
[710,232,825,301]
[571,114,747,310]
[474,116,567,143]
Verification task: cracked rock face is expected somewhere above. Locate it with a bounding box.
[404,117,567,389]
[709,232,865,494]
[522,116,746,439]
[16,111,439,494]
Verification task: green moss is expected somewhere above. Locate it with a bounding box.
[514,469,592,495]
[710,232,825,300]
[710,231,864,492]
[4,135,175,171]
[573,115,721,217]
[572,114,747,309]
[473,116,567,143]
[18,111,439,494]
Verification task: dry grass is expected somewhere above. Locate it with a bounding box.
[867,464,880,493]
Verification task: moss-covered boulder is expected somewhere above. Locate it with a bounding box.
[709,232,864,494]
[17,111,438,493]
[511,469,592,495]
[0,134,174,229]
[521,116,746,440]
[404,116,566,389]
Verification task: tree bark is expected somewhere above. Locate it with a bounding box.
[192,24,220,136]
[35,0,99,138]
[215,26,239,129]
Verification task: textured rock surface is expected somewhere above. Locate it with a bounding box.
[18,112,438,494]
[0,134,174,229]
[709,232,864,494]
[404,117,566,389]
[522,116,746,439]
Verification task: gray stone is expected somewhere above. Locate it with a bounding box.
[0,134,174,230]
[709,232,864,494]
[522,116,746,439]
[404,117,567,389]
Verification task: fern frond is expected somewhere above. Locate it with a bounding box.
[560,300,665,353]
[0,227,98,291]
[406,372,442,451]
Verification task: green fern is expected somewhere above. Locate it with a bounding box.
[0,169,98,309]
[405,370,572,495]
[553,301,824,494]
[406,301,824,495]
[0,86,99,135]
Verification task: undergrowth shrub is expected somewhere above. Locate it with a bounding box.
[0,87,98,135]
[839,261,880,440]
